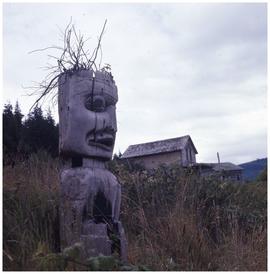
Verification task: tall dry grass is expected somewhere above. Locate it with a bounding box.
[114,162,267,271]
[3,155,267,270]
[3,151,60,270]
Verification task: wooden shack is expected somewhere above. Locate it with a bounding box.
[121,135,198,169]
[194,162,243,182]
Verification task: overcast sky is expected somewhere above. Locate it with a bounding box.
[3,3,267,164]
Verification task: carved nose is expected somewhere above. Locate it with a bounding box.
[108,120,117,133]
[93,107,117,133]
[99,117,116,133]
[100,115,117,133]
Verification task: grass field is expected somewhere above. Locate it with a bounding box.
[3,151,267,270]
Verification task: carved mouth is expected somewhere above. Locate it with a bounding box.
[96,137,114,147]
[86,134,114,151]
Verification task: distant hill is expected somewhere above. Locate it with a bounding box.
[239,158,267,181]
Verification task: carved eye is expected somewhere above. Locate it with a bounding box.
[85,95,106,112]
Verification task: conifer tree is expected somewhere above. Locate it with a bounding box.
[3,101,59,162]
[13,101,24,152]
[3,103,16,155]
[22,105,59,156]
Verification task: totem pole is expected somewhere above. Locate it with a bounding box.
[58,68,127,260]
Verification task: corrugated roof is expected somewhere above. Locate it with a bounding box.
[121,135,198,158]
[213,162,243,171]
[197,162,243,171]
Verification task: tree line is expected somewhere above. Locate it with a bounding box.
[3,101,59,165]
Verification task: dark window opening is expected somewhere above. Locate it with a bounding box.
[82,191,121,256]
[72,156,83,167]
[93,191,112,224]
[186,148,189,162]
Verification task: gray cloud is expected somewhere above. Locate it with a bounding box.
[3,3,267,164]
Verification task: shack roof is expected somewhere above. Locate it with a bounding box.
[121,135,198,158]
[196,162,243,171]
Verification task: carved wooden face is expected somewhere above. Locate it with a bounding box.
[58,70,118,160]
